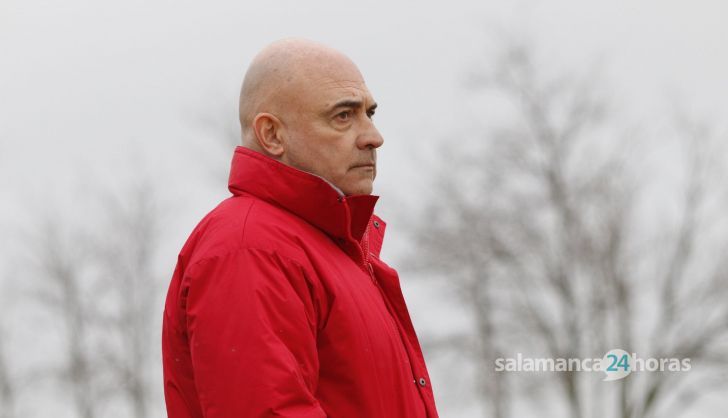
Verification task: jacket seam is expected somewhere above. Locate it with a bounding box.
[239,197,255,249]
[184,199,309,274]
[185,245,311,280]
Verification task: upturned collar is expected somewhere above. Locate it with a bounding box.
[227,146,382,246]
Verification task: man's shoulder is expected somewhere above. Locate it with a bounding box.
[179,194,321,268]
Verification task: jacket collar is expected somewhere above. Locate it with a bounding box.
[227,146,383,248]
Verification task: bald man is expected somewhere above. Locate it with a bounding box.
[162,39,439,418]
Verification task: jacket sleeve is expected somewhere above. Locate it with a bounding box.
[184,248,327,418]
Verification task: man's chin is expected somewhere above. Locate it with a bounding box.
[342,180,374,196]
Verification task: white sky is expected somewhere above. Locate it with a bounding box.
[1,0,727,416]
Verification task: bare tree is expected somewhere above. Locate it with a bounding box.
[90,181,164,418]
[634,116,728,418]
[22,178,166,418]
[27,220,98,418]
[406,40,728,418]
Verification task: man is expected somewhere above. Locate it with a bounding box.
[162,39,439,418]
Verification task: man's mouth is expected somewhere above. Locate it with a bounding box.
[351,161,376,169]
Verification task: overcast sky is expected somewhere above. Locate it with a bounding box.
[1,1,727,416]
[2,0,726,231]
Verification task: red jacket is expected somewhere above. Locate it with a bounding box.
[162,146,438,417]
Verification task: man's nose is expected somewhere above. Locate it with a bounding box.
[357,122,384,150]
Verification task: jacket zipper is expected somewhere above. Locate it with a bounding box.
[346,208,419,389]
[339,198,407,366]
[361,227,406,354]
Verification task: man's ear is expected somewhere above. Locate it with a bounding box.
[252,113,285,157]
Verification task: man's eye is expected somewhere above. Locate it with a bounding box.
[336,111,351,121]
[367,110,375,119]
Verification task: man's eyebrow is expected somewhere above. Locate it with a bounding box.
[329,99,378,112]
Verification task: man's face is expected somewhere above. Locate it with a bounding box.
[278,65,383,196]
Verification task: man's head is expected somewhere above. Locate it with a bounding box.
[239,38,383,196]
